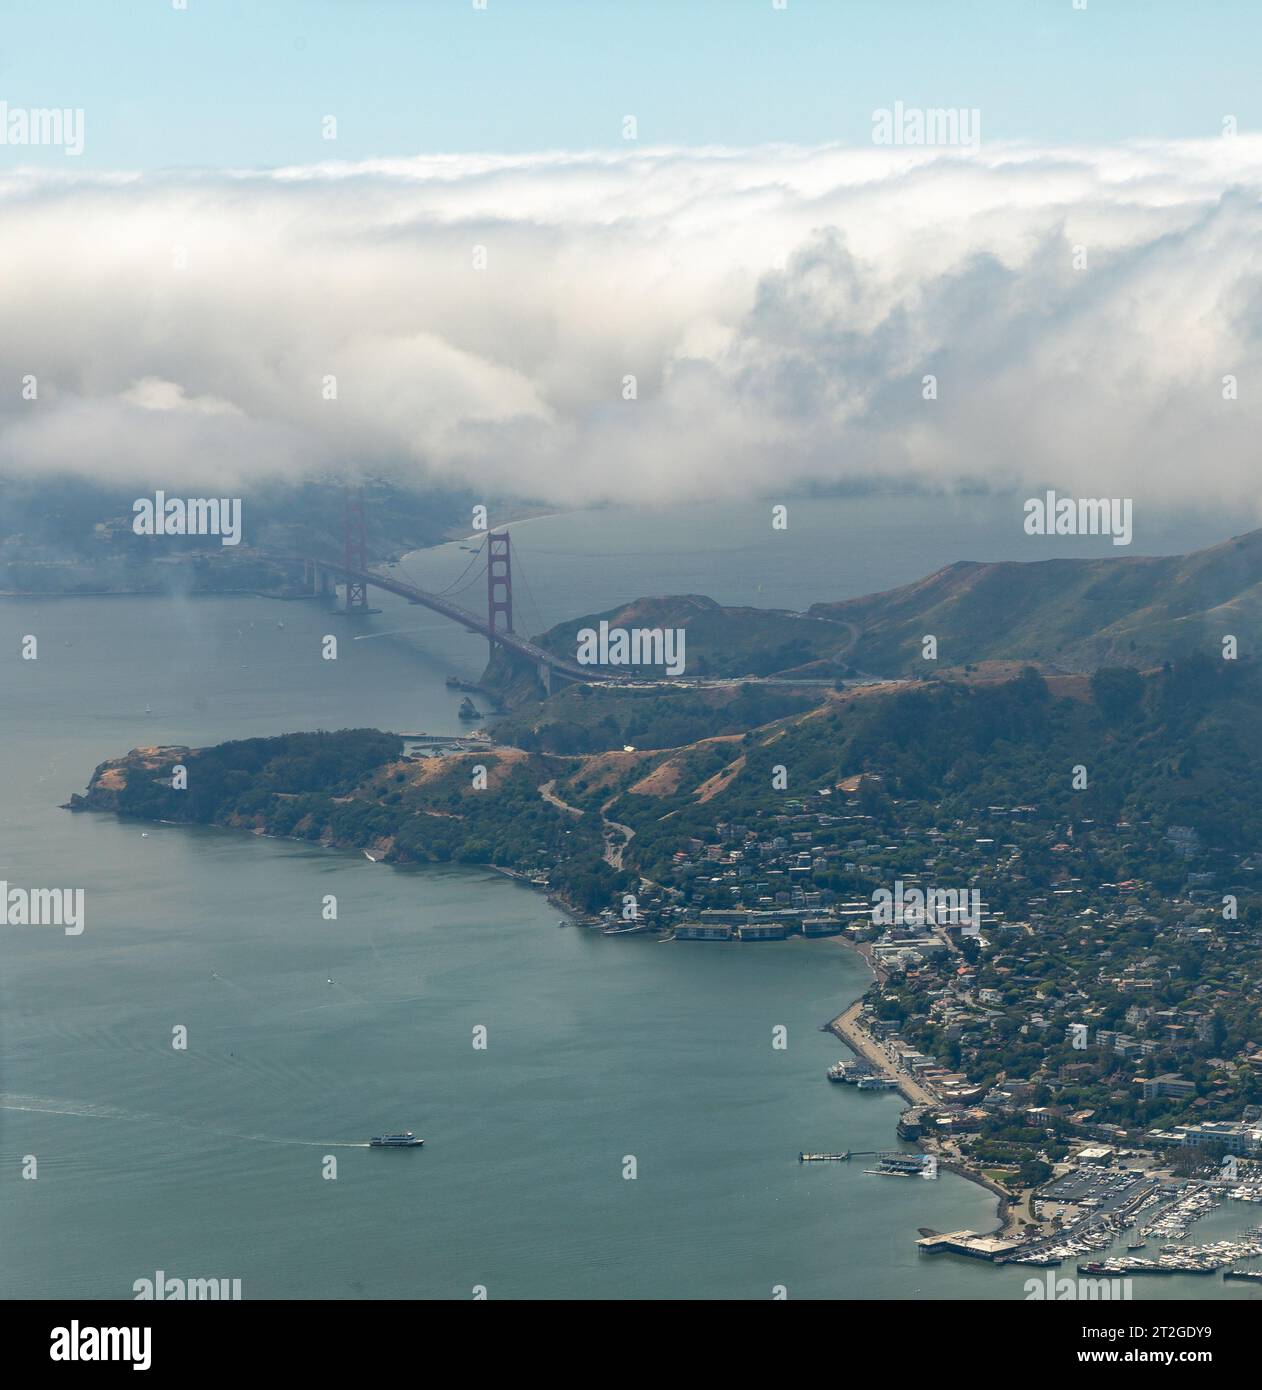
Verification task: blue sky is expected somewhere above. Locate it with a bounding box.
[2,0,1259,168]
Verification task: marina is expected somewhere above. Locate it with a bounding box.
[1077,1227,1262,1277]
[986,1171,1262,1272]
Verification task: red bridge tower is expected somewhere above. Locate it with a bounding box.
[487,532,513,654]
[342,486,369,612]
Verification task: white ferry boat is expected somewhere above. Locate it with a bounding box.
[369,1132,424,1148]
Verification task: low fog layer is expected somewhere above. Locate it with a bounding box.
[3,138,1261,514]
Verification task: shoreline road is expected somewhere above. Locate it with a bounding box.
[829,1000,939,1109]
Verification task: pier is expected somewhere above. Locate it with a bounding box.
[798,1149,888,1163]
[918,1230,1023,1261]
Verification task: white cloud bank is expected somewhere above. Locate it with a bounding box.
[3,139,1262,512]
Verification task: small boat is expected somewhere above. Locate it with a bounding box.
[557,919,568,927]
[363,850,378,862]
[369,1132,424,1148]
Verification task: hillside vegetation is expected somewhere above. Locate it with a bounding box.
[73,655,1262,918]
[533,594,856,678]
[808,529,1262,675]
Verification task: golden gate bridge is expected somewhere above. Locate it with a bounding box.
[272,489,857,690]
[277,490,593,689]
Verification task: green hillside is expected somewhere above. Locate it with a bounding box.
[807,529,1262,675]
[600,656,1262,881]
[533,594,856,678]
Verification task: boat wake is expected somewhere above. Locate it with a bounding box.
[0,1092,131,1121]
[0,1092,367,1148]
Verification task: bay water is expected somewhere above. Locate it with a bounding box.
[3,492,1258,1299]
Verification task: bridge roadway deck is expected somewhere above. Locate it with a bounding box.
[287,555,593,679]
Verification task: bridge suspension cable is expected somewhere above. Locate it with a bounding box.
[389,536,486,601]
[429,537,488,598]
[434,564,489,604]
[508,541,549,642]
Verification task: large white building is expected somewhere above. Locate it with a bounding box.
[1157,1121,1262,1156]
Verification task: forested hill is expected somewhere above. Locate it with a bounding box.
[67,729,630,914]
[530,594,856,679]
[70,655,1262,917]
[500,529,1262,689]
[807,528,1262,675]
[589,656,1262,885]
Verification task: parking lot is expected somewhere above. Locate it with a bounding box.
[1042,1166,1148,1211]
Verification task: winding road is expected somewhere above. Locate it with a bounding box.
[538,779,636,869]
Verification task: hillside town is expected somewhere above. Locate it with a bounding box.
[560,767,1262,1250]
